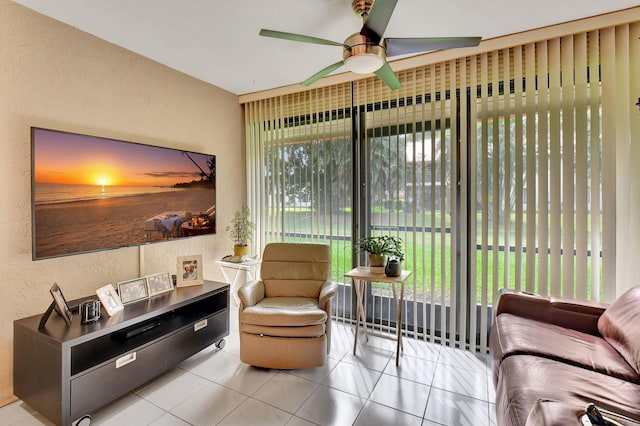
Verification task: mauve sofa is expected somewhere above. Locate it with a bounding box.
[490,286,640,425]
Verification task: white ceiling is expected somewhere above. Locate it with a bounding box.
[11,0,640,95]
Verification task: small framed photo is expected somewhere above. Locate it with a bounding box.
[117,277,149,305]
[96,284,124,316]
[146,272,174,296]
[50,283,72,326]
[176,255,203,287]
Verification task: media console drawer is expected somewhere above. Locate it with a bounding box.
[70,338,169,419]
[14,280,230,426]
[166,310,229,366]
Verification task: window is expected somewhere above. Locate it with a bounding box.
[244,23,637,351]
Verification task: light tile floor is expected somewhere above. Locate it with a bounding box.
[2,308,496,426]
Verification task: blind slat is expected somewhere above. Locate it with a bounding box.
[537,40,549,296]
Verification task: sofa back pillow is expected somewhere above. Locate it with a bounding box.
[598,286,640,375]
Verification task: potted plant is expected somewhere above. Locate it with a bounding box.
[356,235,404,275]
[225,204,256,256]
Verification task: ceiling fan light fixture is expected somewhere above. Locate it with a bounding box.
[343,33,386,74]
[344,53,385,74]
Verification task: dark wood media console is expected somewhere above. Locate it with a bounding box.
[14,280,229,426]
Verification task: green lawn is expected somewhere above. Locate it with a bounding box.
[279,234,508,302]
[271,209,600,303]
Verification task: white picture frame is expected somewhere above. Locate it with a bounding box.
[117,277,150,305]
[95,284,124,316]
[146,272,174,296]
[176,255,203,287]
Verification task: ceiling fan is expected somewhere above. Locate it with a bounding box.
[260,0,481,90]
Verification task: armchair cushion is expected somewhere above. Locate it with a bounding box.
[598,286,640,375]
[262,278,325,299]
[241,297,327,327]
[241,323,325,338]
[260,242,331,298]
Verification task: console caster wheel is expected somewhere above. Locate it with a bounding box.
[76,414,91,425]
[216,339,226,350]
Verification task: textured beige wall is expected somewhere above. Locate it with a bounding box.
[0,1,243,405]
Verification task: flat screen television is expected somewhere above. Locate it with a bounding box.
[31,127,216,260]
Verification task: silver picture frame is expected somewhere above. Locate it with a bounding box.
[117,277,149,305]
[146,272,174,297]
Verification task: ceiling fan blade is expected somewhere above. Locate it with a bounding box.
[386,37,482,57]
[360,0,398,42]
[301,61,345,86]
[374,62,402,90]
[260,29,344,47]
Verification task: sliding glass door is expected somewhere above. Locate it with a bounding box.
[358,94,465,345]
[243,22,638,351]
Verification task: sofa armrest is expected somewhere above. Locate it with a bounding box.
[525,399,584,426]
[495,288,608,335]
[318,281,338,310]
[526,399,640,426]
[238,280,265,308]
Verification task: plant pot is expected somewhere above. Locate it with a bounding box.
[385,259,402,277]
[368,253,387,274]
[368,253,387,267]
[233,244,249,256]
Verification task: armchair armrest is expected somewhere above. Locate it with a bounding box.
[495,288,608,335]
[238,280,265,308]
[318,281,338,309]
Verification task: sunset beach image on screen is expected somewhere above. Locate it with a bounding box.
[31,128,216,259]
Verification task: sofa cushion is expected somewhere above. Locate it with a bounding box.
[491,313,639,385]
[494,289,607,335]
[496,355,640,426]
[598,286,640,375]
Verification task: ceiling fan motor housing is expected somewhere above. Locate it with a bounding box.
[343,33,386,73]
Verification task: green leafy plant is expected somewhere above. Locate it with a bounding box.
[356,235,404,261]
[225,204,255,247]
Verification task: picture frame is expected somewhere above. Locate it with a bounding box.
[117,277,150,305]
[50,283,73,326]
[176,255,203,287]
[96,284,124,316]
[146,272,174,296]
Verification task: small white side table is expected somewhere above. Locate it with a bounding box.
[216,258,261,305]
[345,267,412,366]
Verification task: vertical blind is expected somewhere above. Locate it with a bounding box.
[244,84,357,320]
[243,21,639,352]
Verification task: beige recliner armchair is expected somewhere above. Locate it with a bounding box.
[237,242,337,369]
